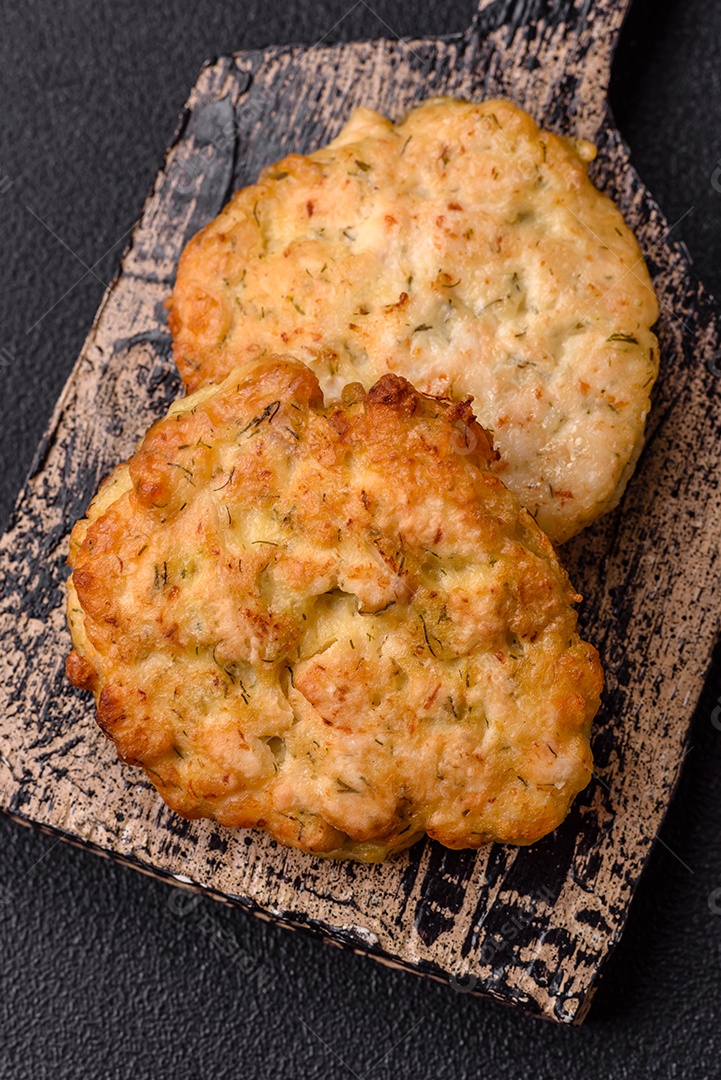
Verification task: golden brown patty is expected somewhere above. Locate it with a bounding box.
[66,356,603,860]
[168,97,659,544]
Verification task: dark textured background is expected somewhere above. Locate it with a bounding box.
[1,2,720,1077]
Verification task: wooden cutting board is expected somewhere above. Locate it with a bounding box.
[1,0,718,1024]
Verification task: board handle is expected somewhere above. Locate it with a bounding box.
[462,0,634,134]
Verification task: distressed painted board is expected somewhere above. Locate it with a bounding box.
[0,0,719,1024]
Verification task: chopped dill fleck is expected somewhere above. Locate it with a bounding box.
[167,462,196,485]
[419,613,437,657]
[153,562,168,589]
[607,332,639,345]
[238,400,280,436]
[213,467,235,491]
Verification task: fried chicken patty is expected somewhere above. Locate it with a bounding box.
[66,357,603,860]
[168,97,659,544]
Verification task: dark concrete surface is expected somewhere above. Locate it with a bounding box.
[0,2,720,1077]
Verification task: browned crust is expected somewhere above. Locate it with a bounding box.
[65,649,97,692]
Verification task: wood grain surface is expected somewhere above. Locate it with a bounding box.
[0,0,718,1023]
